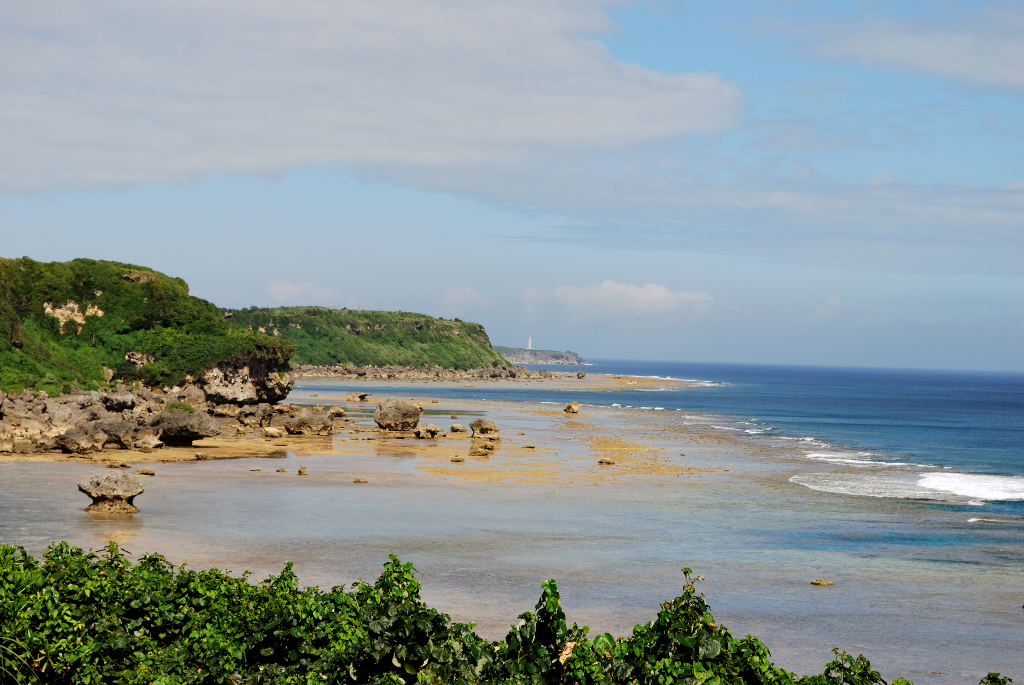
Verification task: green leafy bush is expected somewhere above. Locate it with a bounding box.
[226,307,507,370]
[166,402,196,414]
[0,258,295,395]
[1,543,1000,685]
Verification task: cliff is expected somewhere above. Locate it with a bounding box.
[0,257,295,395]
[493,346,587,365]
[226,306,508,370]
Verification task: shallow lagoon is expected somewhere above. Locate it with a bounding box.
[2,376,1022,684]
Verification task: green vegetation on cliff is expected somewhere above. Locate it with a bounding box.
[0,258,294,395]
[226,306,507,370]
[3,542,1005,685]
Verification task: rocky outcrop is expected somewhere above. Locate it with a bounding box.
[237,403,274,428]
[469,418,499,437]
[284,409,333,436]
[78,472,144,513]
[150,411,222,446]
[576,370,586,379]
[292,364,554,382]
[373,399,423,431]
[57,419,162,454]
[564,402,579,414]
[197,357,294,405]
[347,392,372,402]
[468,440,496,457]
[449,424,467,433]
[414,424,440,438]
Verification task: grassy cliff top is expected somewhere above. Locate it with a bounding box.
[0,257,294,395]
[226,306,507,370]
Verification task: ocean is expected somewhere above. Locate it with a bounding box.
[515,360,1024,515]
[2,361,1022,681]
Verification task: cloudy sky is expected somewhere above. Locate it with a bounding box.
[2,0,1022,370]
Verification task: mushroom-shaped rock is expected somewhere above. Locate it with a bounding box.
[78,472,145,513]
[414,424,440,438]
[449,424,467,433]
[328,406,347,418]
[347,392,372,402]
[284,409,334,436]
[151,411,222,446]
[469,418,499,437]
[564,402,580,414]
[576,370,586,379]
[374,399,422,431]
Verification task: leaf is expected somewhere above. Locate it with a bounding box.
[698,637,721,661]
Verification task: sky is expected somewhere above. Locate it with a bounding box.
[1,0,1022,371]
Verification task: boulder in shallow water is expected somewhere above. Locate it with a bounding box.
[564,402,579,414]
[151,411,222,446]
[284,409,333,436]
[576,370,586,379]
[78,472,144,513]
[347,392,372,402]
[374,399,422,431]
[449,424,466,433]
[414,424,440,438]
[469,418,499,437]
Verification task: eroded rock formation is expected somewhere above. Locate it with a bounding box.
[78,472,144,513]
[374,399,423,431]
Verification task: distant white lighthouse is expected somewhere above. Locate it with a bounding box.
[527,336,532,350]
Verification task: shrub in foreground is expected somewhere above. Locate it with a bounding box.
[0,543,1010,685]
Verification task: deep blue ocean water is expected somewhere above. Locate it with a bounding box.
[393,360,1024,515]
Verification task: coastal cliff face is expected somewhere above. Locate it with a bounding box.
[493,347,587,365]
[0,257,295,396]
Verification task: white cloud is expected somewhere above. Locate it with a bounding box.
[266,280,344,306]
[441,287,492,313]
[795,7,1024,92]
[813,294,849,320]
[0,0,741,192]
[552,280,712,315]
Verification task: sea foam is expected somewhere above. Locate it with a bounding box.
[918,473,1024,501]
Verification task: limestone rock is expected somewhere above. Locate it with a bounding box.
[151,411,222,446]
[199,357,294,405]
[78,472,144,513]
[449,424,467,433]
[328,405,347,418]
[57,419,162,454]
[353,477,368,483]
[346,392,372,402]
[811,579,835,586]
[469,418,499,437]
[297,466,307,475]
[284,409,333,436]
[564,402,579,414]
[576,370,586,379]
[468,440,496,457]
[237,403,273,428]
[414,424,440,438]
[102,393,137,412]
[374,399,422,431]
[263,427,284,438]
[137,468,155,476]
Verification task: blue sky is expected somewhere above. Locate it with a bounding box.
[1,0,1022,370]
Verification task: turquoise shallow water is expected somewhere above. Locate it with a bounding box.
[2,363,1023,683]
